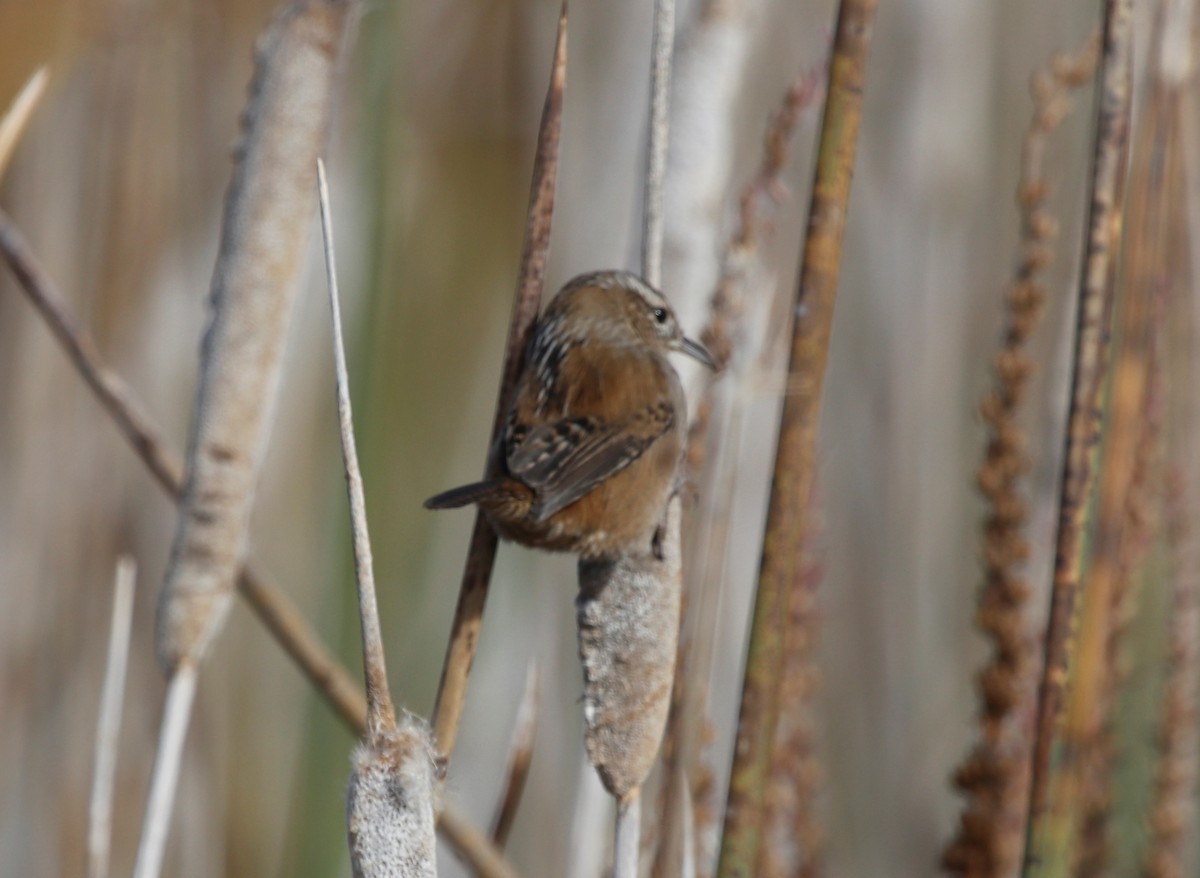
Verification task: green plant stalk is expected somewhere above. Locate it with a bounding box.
[715,2,877,875]
[1021,0,1134,874]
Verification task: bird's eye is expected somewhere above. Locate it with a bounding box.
[653,308,668,324]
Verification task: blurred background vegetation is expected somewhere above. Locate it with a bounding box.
[0,1,1185,876]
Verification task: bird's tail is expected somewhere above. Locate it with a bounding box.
[423,480,501,510]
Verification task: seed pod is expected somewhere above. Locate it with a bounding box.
[346,718,439,878]
[577,495,682,799]
[156,0,356,672]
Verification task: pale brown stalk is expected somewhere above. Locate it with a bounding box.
[431,1,566,764]
[321,159,440,878]
[488,661,541,849]
[1022,1,1135,873]
[717,2,877,874]
[1073,8,1184,865]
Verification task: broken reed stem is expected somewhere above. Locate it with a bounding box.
[716,2,877,875]
[86,558,137,878]
[318,158,396,738]
[941,33,1100,878]
[641,0,675,288]
[0,170,517,878]
[1022,1,1134,873]
[0,66,49,181]
[431,1,566,763]
[131,665,198,878]
[489,661,541,849]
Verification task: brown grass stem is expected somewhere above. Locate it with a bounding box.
[0,209,184,497]
[1072,16,1183,865]
[318,158,396,739]
[1021,1,1135,873]
[86,557,137,878]
[0,188,518,878]
[430,0,566,764]
[440,803,523,878]
[0,66,48,181]
[941,33,1099,878]
[489,661,540,849]
[716,2,877,875]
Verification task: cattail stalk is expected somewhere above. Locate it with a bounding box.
[321,157,439,878]
[1022,2,1134,873]
[717,2,878,874]
[431,1,567,764]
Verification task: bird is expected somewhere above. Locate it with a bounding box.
[424,270,714,561]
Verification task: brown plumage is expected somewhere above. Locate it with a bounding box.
[425,270,714,560]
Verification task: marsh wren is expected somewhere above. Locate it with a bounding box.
[425,270,714,560]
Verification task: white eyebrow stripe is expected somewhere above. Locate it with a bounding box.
[563,270,670,309]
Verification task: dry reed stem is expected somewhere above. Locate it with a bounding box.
[759,499,824,878]
[431,1,566,763]
[1022,1,1134,873]
[440,803,523,878]
[1073,19,1183,866]
[156,0,356,673]
[641,0,675,288]
[941,33,1100,878]
[86,558,137,878]
[318,158,396,739]
[0,170,516,878]
[488,661,541,849]
[0,66,48,181]
[132,665,198,878]
[716,2,877,875]
[0,209,184,497]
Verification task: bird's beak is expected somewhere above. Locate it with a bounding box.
[679,336,717,370]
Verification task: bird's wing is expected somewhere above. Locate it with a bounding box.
[506,402,675,523]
